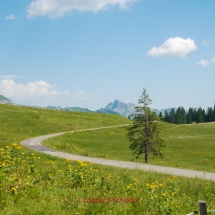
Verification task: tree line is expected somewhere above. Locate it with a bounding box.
[160,106,215,124]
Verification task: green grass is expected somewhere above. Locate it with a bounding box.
[1,144,215,215]
[154,122,215,172]
[0,104,130,147]
[1,104,215,214]
[44,122,215,172]
[44,126,131,159]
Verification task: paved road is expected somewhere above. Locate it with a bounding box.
[21,125,215,181]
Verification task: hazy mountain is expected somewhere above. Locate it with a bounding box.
[156,108,175,116]
[104,100,175,118]
[46,100,131,116]
[46,106,93,112]
[0,94,173,118]
[65,107,93,112]
[95,108,120,115]
[104,100,136,117]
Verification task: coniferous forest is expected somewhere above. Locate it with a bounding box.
[159,105,215,124]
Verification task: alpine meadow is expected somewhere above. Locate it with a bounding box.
[1,103,215,214]
[1,0,215,214]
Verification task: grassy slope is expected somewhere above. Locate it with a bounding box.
[0,104,130,147]
[44,122,215,172]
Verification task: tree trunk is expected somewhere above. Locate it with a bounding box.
[145,152,148,163]
[145,140,148,163]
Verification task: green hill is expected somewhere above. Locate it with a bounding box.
[0,95,12,104]
[0,103,130,147]
[0,95,8,100]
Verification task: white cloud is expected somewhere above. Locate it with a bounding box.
[5,14,17,20]
[27,0,138,19]
[0,75,19,79]
[202,40,210,46]
[0,79,62,98]
[211,57,215,65]
[196,59,210,67]
[0,79,102,106]
[147,37,198,58]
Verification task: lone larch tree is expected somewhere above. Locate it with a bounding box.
[127,88,164,163]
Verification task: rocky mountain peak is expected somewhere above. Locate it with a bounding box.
[105,100,136,117]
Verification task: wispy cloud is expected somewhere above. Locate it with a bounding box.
[5,14,17,20]
[202,40,210,46]
[27,0,138,19]
[211,57,215,65]
[0,75,20,79]
[196,59,210,67]
[147,37,198,58]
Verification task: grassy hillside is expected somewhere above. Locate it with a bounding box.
[0,104,130,147]
[44,122,215,172]
[1,104,215,214]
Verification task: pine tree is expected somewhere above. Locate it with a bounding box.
[164,110,169,122]
[127,88,165,163]
[193,108,198,122]
[175,107,181,124]
[202,109,206,122]
[196,108,204,123]
[169,108,176,124]
[206,107,213,122]
[186,111,192,124]
[159,112,164,121]
[181,107,187,123]
[187,108,194,123]
[213,106,215,121]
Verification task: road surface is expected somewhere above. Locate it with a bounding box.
[21,125,215,181]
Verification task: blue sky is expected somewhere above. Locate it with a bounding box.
[0,0,215,110]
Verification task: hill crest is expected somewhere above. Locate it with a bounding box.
[0,95,13,104]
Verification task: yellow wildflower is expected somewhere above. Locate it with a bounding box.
[12,187,16,192]
[65,158,70,162]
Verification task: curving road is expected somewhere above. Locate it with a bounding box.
[21,125,215,181]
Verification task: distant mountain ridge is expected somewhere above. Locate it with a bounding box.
[45,100,134,117]
[0,95,172,118]
[104,100,175,117]
[46,105,120,115]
